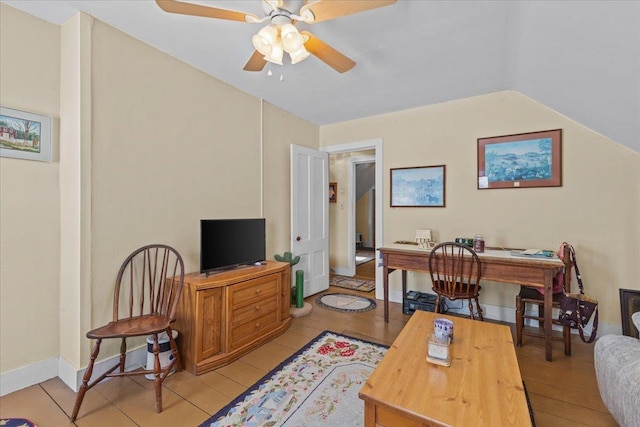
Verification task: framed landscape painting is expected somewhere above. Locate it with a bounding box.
[0,106,52,162]
[390,165,446,207]
[477,129,561,189]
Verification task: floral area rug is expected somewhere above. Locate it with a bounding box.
[199,331,387,427]
[329,275,375,292]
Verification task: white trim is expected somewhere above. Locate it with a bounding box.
[385,289,620,336]
[61,346,148,392]
[5,345,149,395]
[0,357,58,396]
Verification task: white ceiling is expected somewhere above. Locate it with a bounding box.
[3,0,639,153]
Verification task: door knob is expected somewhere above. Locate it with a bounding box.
[296,236,301,241]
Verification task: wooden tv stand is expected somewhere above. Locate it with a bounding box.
[173,261,291,375]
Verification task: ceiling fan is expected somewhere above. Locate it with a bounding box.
[155,0,397,73]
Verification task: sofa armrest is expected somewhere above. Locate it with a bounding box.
[594,334,640,427]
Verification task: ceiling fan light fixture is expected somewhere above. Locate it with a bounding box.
[263,41,284,65]
[289,45,310,64]
[280,23,304,53]
[252,25,278,56]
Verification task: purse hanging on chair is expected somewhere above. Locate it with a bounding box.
[558,244,598,343]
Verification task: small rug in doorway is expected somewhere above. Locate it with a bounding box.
[330,275,375,292]
[199,331,388,427]
[316,293,376,313]
[355,250,375,266]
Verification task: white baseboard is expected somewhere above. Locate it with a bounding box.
[2,345,147,396]
[0,357,58,397]
[333,266,352,277]
[382,289,619,336]
[58,346,148,392]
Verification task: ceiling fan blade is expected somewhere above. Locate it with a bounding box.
[155,0,258,23]
[300,0,396,23]
[243,50,268,72]
[301,31,355,73]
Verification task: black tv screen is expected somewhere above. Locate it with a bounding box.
[200,218,266,274]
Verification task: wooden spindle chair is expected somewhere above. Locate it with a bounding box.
[71,244,185,422]
[429,242,484,321]
[515,243,573,355]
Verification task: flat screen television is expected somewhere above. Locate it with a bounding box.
[200,218,266,274]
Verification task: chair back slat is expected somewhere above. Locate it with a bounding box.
[429,242,482,300]
[112,244,185,321]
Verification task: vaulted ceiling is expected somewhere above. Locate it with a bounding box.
[3,1,639,153]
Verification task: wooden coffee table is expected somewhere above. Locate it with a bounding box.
[359,311,532,426]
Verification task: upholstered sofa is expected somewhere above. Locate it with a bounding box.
[594,311,640,427]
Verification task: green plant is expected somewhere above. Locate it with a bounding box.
[274,251,300,266]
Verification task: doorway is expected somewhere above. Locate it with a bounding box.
[322,139,384,300]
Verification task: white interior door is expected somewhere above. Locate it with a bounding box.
[291,145,329,297]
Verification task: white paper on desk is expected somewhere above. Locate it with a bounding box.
[520,249,542,255]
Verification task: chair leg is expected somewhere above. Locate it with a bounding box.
[474,297,484,321]
[515,295,523,346]
[119,337,127,373]
[71,339,102,422]
[434,295,442,313]
[468,299,476,320]
[537,303,544,329]
[563,325,572,356]
[167,327,182,372]
[151,333,163,413]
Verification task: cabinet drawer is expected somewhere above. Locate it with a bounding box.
[233,296,278,326]
[231,274,279,307]
[230,311,279,349]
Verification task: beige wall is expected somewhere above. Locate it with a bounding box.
[262,102,319,261]
[320,91,640,326]
[356,191,371,245]
[0,5,317,389]
[0,5,61,373]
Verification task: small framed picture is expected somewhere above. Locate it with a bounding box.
[477,129,562,189]
[329,182,337,203]
[1,106,53,162]
[390,165,446,207]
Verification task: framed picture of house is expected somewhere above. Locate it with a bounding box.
[390,165,446,207]
[477,129,561,189]
[0,106,52,162]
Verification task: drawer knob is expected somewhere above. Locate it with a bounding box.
[206,319,213,326]
[255,288,261,294]
[255,305,261,311]
[255,322,261,329]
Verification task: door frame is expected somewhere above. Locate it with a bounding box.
[321,138,384,300]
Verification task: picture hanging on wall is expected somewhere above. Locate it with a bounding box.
[477,129,562,189]
[0,106,52,162]
[390,165,446,207]
[329,182,337,203]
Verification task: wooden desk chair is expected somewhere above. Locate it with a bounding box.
[429,242,484,321]
[515,243,573,355]
[71,244,185,422]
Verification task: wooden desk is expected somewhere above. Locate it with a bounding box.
[379,244,565,361]
[359,311,532,427]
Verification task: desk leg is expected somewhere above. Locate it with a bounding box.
[544,269,553,362]
[402,270,407,300]
[384,266,390,323]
